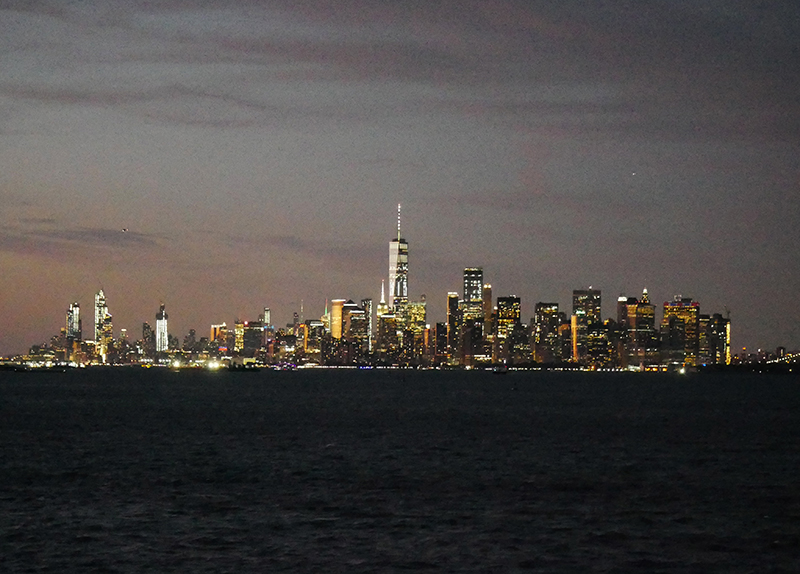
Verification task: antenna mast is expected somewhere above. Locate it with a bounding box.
[397,203,401,241]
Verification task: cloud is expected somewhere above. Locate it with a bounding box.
[34,227,159,248]
[3,1,797,141]
[0,226,160,258]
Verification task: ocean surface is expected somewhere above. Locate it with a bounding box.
[1,368,798,572]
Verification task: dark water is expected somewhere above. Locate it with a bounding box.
[1,369,799,572]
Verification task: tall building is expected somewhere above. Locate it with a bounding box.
[263,307,271,327]
[388,204,408,316]
[661,296,700,366]
[573,288,601,324]
[376,280,389,318]
[533,302,560,363]
[403,296,428,363]
[94,290,113,361]
[572,288,601,363]
[460,267,483,322]
[446,292,460,360]
[211,323,227,352]
[698,312,730,366]
[233,320,245,352]
[482,283,493,338]
[330,299,346,339]
[496,296,521,339]
[361,298,373,351]
[142,322,156,359]
[156,304,168,352]
[242,321,264,357]
[619,289,658,368]
[463,268,483,306]
[66,302,81,340]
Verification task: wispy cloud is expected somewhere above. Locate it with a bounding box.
[0,226,160,258]
[2,1,797,140]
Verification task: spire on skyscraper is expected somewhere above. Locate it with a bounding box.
[388,206,409,314]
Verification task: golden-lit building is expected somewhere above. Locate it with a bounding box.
[661,296,700,366]
[496,296,521,339]
[330,299,345,339]
[233,320,244,353]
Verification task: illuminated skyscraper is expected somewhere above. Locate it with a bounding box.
[573,288,601,324]
[460,267,483,323]
[446,292,460,360]
[360,298,373,351]
[376,280,389,318]
[661,295,700,366]
[142,322,155,359]
[234,320,245,352]
[211,323,227,352]
[330,299,346,339]
[388,204,408,316]
[618,289,658,368]
[94,290,113,361]
[571,288,601,363]
[66,302,81,340]
[156,304,168,352]
[533,302,560,363]
[699,312,730,365]
[94,290,106,343]
[463,268,483,306]
[496,296,521,339]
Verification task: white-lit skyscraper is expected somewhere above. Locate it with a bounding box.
[156,304,168,352]
[66,302,81,340]
[388,204,408,314]
[94,290,113,362]
[463,268,483,305]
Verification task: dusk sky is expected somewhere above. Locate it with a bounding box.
[1,1,798,355]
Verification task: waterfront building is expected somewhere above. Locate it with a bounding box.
[388,204,409,321]
[376,280,389,318]
[482,284,494,341]
[375,313,399,362]
[496,296,521,339]
[94,290,113,362]
[571,288,601,363]
[698,312,731,365]
[618,289,659,368]
[402,296,427,364]
[533,302,560,363]
[361,298,373,351]
[66,302,81,341]
[433,322,448,364]
[446,292,460,362]
[330,299,346,339]
[463,268,483,308]
[303,319,325,360]
[661,296,700,366]
[233,320,245,353]
[210,323,227,353]
[142,322,156,359]
[242,321,264,357]
[155,304,168,353]
[495,296,521,362]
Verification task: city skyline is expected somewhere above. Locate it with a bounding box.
[0,204,794,358]
[1,2,798,355]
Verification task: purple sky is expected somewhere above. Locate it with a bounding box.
[1,1,798,355]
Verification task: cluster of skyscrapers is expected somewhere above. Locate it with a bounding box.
[31,206,739,370]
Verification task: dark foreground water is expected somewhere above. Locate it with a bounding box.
[1,369,799,573]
